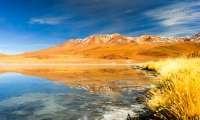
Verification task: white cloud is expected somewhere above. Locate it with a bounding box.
[156,26,200,37]
[124,25,200,37]
[141,1,200,37]
[145,1,200,26]
[30,16,66,25]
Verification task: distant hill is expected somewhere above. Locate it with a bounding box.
[191,32,200,41]
[0,32,200,64]
[19,33,191,56]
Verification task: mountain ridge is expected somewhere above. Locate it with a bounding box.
[43,32,200,52]
[0,32,200,64]
[20,33,199,56]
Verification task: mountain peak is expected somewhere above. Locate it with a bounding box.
[54,32,200,48]
[111,33,121,36]
[2,32,200,63]
[191,32,200,41]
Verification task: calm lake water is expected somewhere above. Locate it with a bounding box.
[0,65,155,120]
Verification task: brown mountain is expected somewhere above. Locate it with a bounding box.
[18,33,181,57]
[47,34,166,47]
[191,32,200,41]
[0,33,200,64]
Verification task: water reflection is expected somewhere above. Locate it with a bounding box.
[0,65,155,119]
[0,65,154,94]
[0,72,86,101]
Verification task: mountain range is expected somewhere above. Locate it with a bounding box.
[42,32,200,47]
[0,32,200,64]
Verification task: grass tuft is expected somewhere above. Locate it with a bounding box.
[139,57,200,119]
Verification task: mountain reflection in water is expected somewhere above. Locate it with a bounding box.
[0,65,155,119]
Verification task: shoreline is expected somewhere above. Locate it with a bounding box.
[0,63,136,66]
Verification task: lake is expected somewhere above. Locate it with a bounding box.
[0,65,155,120]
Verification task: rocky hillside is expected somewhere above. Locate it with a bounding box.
[51,33,190,48]
[35,33,193,54]
[0,32,199,64]
[191,32,200,41]
[17,32,199,57]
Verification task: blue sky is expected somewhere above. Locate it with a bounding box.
[0,0,200,54]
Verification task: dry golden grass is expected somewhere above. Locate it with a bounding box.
[139,57,200,119]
